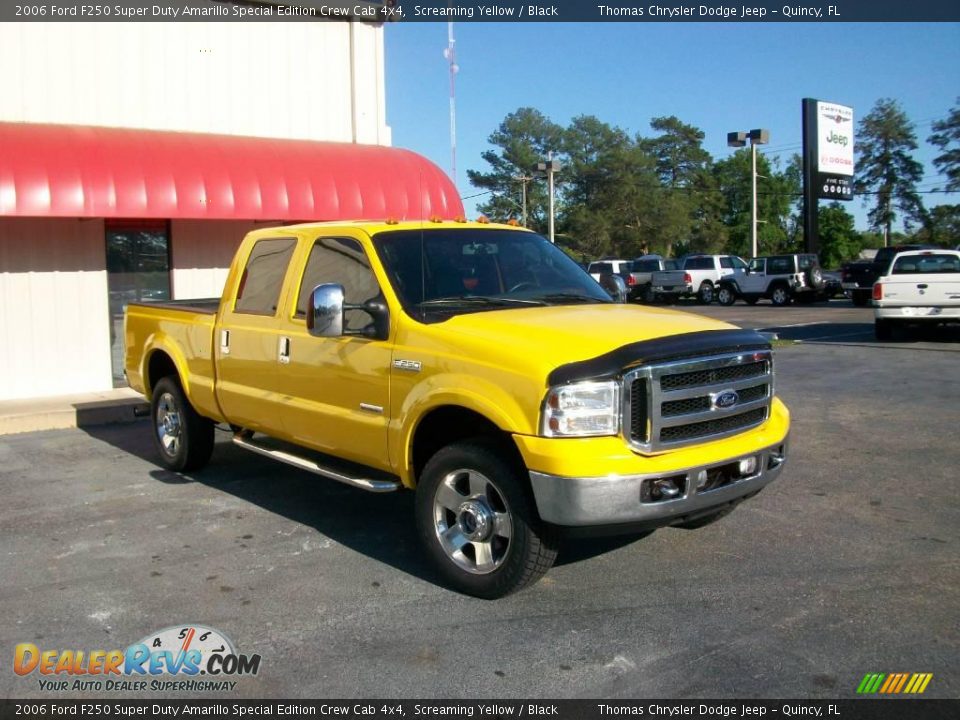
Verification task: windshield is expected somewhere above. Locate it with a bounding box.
[373,228,611,321]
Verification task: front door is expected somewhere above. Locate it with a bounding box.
[106,223,170,386]
[740,258,768,294]
[278,236,392,470]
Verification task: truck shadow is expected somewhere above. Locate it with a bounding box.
[83,423,643,590]
[762,321,960,344]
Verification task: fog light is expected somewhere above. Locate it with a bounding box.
[696,469,708,489]
[738,457,758,476]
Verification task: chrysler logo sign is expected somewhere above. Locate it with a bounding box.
[712,389,740,410]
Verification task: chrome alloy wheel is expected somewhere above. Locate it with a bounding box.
[432,469,513,575]
[155,392,183,458]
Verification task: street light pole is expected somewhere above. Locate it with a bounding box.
[537,153,561,244]
[728,128,769,258]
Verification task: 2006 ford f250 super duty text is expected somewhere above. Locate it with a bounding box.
[125,220,790,598]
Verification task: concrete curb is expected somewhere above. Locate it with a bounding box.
[0,389,149,436]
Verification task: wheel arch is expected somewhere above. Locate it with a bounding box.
[409,405,522,489]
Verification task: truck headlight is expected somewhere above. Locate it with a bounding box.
[541,380,620,437]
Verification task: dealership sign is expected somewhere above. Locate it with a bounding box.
[816,101,854,200]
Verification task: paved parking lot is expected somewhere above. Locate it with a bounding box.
[1,299,957,699]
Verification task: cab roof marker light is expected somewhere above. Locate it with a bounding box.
[429,215,443,223]
[476,215,490,224]
[385,217,399,225]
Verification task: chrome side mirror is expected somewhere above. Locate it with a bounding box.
[307,284,345,337]
[599,272,628,303]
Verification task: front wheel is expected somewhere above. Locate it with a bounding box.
[415,439,559,599]
[151,376,215,472]
[716,285,737,306]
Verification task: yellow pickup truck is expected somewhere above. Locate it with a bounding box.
[126,220,790,598]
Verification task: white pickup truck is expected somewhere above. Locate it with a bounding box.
[873,249,960,341]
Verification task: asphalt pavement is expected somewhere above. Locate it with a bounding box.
[1,299,957,699]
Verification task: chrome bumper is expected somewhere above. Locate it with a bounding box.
[529,439,788,527]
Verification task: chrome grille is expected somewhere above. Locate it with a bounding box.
[624,350,773,451]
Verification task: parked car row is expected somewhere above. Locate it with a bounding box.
[587,253,841,307]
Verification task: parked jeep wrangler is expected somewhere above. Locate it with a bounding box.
[716,254,826,306]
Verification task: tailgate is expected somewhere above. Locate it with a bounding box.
[651,270,687,287]
[878,275,960,306]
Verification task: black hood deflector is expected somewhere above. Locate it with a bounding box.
[547,329,771,386]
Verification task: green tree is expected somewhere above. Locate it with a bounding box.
[713,150,797,258]
[928,97,960,192]
[466,108,564,230]
[914,204,960,247]
[854,98,926,241]
[818,202,864,268]
[561,116,660,258]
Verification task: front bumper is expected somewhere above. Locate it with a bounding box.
[529,438,788,527]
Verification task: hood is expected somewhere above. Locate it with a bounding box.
[430,303,754,381]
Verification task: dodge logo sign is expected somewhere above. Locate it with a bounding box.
[713,390,739,410]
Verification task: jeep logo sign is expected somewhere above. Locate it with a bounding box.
[713,390,739,410]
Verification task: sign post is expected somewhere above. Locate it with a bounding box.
[802,98,854,254]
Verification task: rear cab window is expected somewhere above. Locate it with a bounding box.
[892,254,960,274]
[234,237,298,315]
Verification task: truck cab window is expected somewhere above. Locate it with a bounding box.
[234,237,297,315]
[297,237,380,331]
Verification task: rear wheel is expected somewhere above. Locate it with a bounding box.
[151,376,215,472]
[415,439,559,599]
[770,284,791,307]
[697,281,715,304]
[716,284,736,306]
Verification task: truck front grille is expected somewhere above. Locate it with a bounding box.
[624,351,773,452]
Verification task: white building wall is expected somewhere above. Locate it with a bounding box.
[170,220,279,300]
[0,22,390,145]
[0,220,113,400]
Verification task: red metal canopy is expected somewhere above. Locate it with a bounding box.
[0,122,464,221]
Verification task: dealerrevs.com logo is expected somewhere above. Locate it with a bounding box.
[14,625,261,693]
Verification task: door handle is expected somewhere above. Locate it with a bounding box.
[917,284,928,289]
[278,336,291,364]
[220,329,230,355]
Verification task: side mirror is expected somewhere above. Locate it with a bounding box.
[307,283,390,340]
[307,284,345,337]
[599,272,628,304]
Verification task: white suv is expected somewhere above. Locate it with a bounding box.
[680,255,750,304]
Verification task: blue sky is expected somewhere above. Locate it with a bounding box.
[385,22,960,230]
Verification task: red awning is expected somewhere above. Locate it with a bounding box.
[0,122,463,221]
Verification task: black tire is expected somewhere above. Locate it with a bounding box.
[641,285,656,304]
[851,291,871,307]
[414,439,559,599]
[674,505,736,530]
[151,376,215,472]
[795,292,817,305]
[716,284,737,306]
[770,283,791,307]
[697,281,715,304]
[744,296,760,306]
[875,318,894,342]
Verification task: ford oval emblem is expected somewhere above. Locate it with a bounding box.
[714,390,739,410]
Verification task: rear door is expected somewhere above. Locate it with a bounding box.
[215,236,299,433]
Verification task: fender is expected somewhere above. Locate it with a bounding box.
[142,333,224,423]
[391,374,538,487]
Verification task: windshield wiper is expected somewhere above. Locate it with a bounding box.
[536,293,609,305]
[419,295,546,307]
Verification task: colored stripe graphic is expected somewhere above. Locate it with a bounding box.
[858,672,932,694]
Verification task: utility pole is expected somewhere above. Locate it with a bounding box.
[443,23,459,186]
[513,174,532,226]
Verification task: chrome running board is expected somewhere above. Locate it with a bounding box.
[232,435,400,493]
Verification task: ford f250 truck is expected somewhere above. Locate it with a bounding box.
[125,220,790,598]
